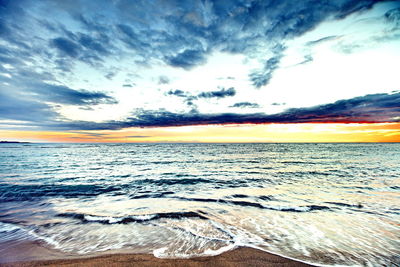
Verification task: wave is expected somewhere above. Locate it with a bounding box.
[0,177,266,201]
[0,221,22,233]
[0,221,34,243]
[325,201,363,208]
[56,211,209,224]
[130,191,174,199]
[0,184,124,201]
[229,194,249,198]
[175,197,330,212]
[228,194,275,201]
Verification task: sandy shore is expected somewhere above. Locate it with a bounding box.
[0,246,313,267]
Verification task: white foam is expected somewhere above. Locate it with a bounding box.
[203,243,236,256]
[267,205,311,212]
[84,215,121,223]
[83,214,156,224]
[27,229,63,248]
[0,221,21,233]
[132,214,156,220]
[153,247,168,258]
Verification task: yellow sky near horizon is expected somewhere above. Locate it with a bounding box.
[1,123,399,143]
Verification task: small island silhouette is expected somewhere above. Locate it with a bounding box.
[0,141,31,144]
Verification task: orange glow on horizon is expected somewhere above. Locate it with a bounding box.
[0,123,399,143]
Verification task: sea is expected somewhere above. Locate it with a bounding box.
[0,143,399,266]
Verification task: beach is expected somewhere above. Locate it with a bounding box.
[0,246,312,267]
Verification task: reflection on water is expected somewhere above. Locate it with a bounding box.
[0,143,399,265]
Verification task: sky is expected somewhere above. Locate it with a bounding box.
[0,0,400,142]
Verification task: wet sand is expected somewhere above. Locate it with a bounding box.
[0,245,313,267]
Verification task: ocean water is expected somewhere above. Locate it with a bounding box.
[0,143,399,266]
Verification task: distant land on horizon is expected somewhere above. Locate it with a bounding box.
[0,141,31,144]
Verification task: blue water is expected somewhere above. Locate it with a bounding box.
[0,143,399,266]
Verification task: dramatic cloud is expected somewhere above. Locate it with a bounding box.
[333,7,400,54]
[166,87,236,110]
[270,92,400,123]
[249,44,285,88]
[0,89,57,122]
[47,92,400,130]
[77,33,110,56]
[28,83,118,106]
[165,49,207,70]
[250,55,282,88]
[385,7,400,27]
[51,37,80,58]
[125,92,400,127]
[3,0,381,73]
[230,102,260,108]
[198,87,236,99]
[167,88,236,99]
[167,89,188,98]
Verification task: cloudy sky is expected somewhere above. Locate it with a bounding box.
[1,0,400,142]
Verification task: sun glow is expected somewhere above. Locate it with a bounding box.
[1,123,399,143]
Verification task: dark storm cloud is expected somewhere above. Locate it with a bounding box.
[49,32,113,68]
[77,33,110,56]
[75,14,108,33]
[0,72,117,124]
[166,89,198,110]
[267,93,400,123]
[165,49,207,69]
[1,0,382,80]
[166,87,236,110]
[116,24,138,40]
[116,24,149,52]
[28,83,118,106]
[1,56,118,108]
[249,43,286,87]
[0,1,30,48]
[126,92,400,127]
[230,102,260,108]
[198,87,236,99]
[86,0,381,74]
[51,37,80,58]
[46,92,400,130]
[0,0,392,131]
[166,89,188,98]
[249,55,282,88]
[385,7,400,26]
[0,17,10,38]
[0,89,57,122]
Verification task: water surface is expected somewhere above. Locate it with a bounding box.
[0,143,399,265]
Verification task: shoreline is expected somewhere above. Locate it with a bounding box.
[0,244,313,267]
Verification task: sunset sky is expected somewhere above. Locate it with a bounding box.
[1,0,400,142]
